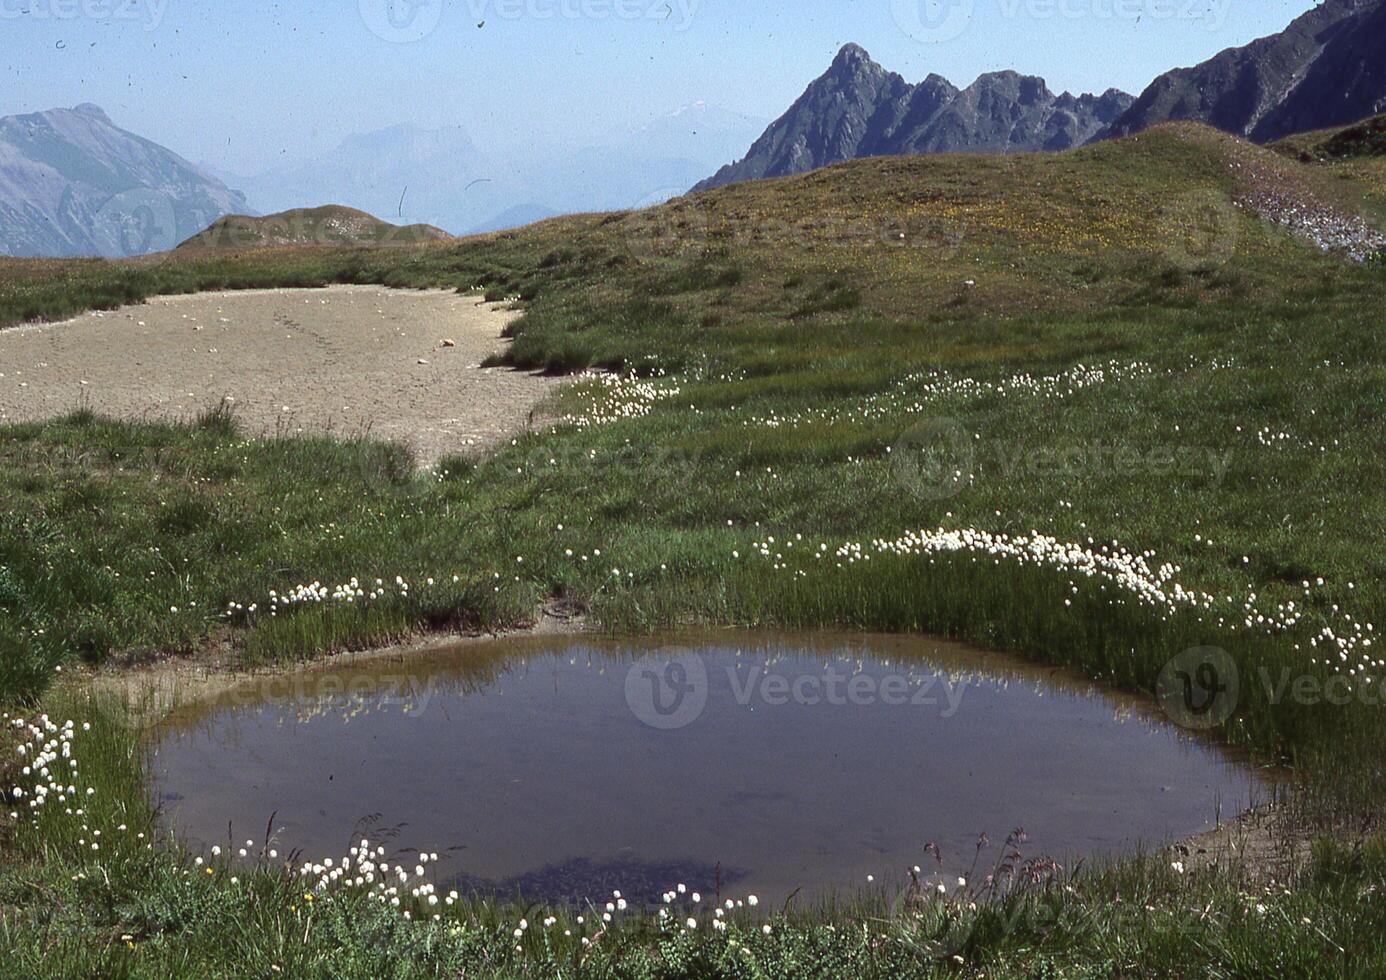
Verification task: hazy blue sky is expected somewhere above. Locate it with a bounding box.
[1,0,1317,174]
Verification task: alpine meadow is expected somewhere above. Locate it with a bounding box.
[4,2,1386,977]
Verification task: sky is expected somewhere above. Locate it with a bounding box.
[0,0,1320,175]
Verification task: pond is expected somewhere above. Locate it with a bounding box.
[148,632,1264,905]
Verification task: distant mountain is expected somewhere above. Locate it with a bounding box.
[1105,0,1386,144]
[467,203,562,235]
[529,102,768,211]
[232,105,767,237]
[229,124,518,237]
[178,205,451,250]
[694,45,1132,191]
[0,104,248,258]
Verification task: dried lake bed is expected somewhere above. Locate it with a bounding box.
[0,285,562,464]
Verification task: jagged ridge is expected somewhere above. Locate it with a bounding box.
[1104,0,1386,144]
[694,45,1132,192]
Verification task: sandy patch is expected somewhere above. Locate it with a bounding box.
[0,285,563,464]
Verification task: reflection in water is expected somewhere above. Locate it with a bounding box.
[448,856,744,907]
[149,632,1263,904]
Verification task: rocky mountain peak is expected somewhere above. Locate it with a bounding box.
[693,51,1129,191]
[1104,0,1386,143]
[70,103,111,123]
[830,43,875,73]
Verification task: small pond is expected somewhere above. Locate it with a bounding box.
[149,633,1263,904]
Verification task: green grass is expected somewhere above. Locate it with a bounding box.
[4,123,1386,975]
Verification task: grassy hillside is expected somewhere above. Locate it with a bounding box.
[176,204,452,251]
[1275,114,1386,161]
[1274,115,1386,218]
[4,124,1386,975]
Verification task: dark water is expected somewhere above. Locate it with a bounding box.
[149,633,1263,904]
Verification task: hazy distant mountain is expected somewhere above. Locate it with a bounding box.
[468,203,562,235]
[694,45,1132,191]
[0,104,248,258]
[1105,0,1386,143]
[229,124,519,238]
[231,105,766,237]
[528,102,768,211]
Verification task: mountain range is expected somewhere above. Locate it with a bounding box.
[220,123,518,240]
[218,103,768,238]
[700,0,1386,191]
[0,104,247,258]
[1105,0,1386,143]
[4,0,1385,257]
[694,45,1133,191]
[0,102,765,258]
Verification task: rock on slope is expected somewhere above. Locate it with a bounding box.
[0,104,248,258]
[693,45,1132,191]
[1105,0,1386,144]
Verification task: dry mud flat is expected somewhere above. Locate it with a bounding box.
[0,286,563,464]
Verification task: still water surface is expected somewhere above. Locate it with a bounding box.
[150,633,1262,903]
